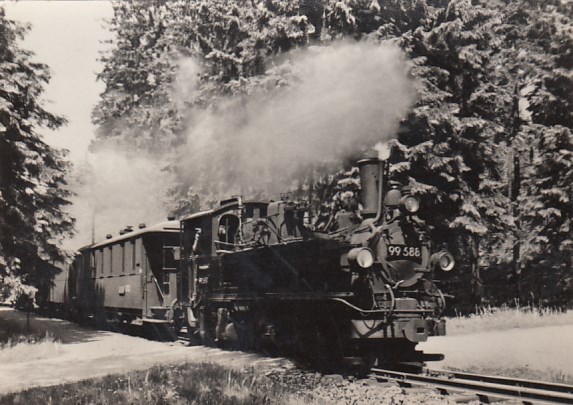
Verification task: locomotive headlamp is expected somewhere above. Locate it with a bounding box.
[431,251,455,272]
[402,195,420,213]
[348,247,375,269]
[385,188,402,207]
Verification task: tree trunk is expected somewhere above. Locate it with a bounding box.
[470,237,483,306]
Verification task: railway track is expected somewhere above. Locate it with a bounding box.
[177,327,573,404]
[373,366,573,404]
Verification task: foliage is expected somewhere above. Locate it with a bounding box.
[92,2,181,153]
[93,0,310,153]
[92,0,573,307]
[507,1,573,302]
[520,126,573,301]
[0,7,74,303]
[93,0,315,214]
[318,0,573,306]
[447,304,573,335]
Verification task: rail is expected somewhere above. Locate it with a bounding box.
[372,367,573,404]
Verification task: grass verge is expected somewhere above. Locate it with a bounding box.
[0,317,62,363]
[0,362,315,405]
[0,317,44,345]
[449,365,573,385]
[447,306,573,335]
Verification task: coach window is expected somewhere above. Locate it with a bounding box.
[108,246,113,274]
[163,245,179,271]
[112,244,122,275]
[101,246,109,275]
[124,241,133,272]
[162,273,170,295]
[131,240,136,272]
[95,249,103,277]
[121,243,125,272]
[91,252,96,278]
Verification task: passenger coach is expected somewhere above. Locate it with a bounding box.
[49,221,181,330]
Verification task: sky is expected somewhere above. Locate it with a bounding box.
[3,0,113,162]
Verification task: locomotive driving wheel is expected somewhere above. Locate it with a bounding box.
[185,306,202,345]
[229,311,257,351]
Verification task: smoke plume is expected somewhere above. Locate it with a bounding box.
[67,41,414,249]
[177,41,415,202]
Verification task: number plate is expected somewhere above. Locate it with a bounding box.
[387,244,422,262]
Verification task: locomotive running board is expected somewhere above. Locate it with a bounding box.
[207,292,354,301]
[419,352,445,362]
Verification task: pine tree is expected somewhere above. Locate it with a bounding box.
[521,126,573,304]
[0,7,74,303]
[92,2,180,153]
[93,0,310,154]
[92,0,312,212]
[91,0,573,307]
[509,0,573,303]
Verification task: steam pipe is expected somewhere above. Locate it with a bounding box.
[372,161,386,224]
[232,195,244,243]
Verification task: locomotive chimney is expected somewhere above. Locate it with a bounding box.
[356,151,383,219]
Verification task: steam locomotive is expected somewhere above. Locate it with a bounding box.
[48,155,455,370]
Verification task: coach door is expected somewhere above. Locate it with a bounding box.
[161,240,180,306]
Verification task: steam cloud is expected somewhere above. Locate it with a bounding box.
[177,41,415,201]
[67,148,174,250]
[67,41,414,249]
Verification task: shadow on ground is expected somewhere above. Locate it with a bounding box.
[0,307,103,344]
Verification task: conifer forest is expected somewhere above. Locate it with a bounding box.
[1,0,572,312]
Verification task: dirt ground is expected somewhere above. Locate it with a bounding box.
[1,307,572,395]
[0,308,290,395]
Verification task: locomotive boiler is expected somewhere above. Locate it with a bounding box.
[178,154,455,369]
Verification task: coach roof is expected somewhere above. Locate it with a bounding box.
[180,208,214,222]
[91,220,180,249]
